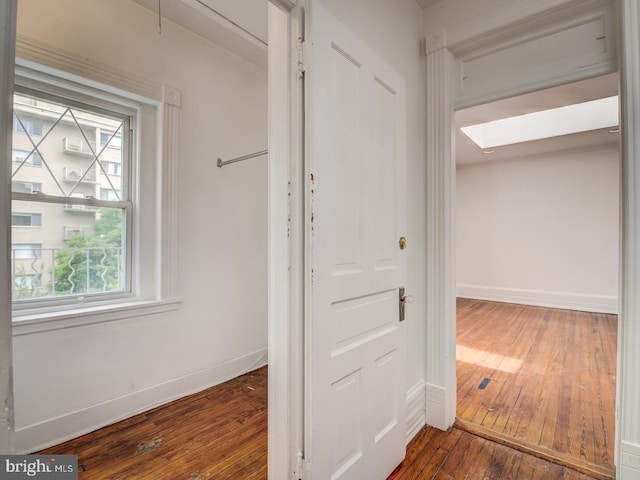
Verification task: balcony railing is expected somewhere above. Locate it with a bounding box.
[63,136,96,156]
[63,166,97,183]
[11,246,124,301]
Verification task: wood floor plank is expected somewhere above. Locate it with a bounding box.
[391,426,602,480]
[36,299,617,479]
[39,367,268,480]
[456,299,616,477]
[394,428,450,480]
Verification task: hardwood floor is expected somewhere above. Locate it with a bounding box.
[38,300,616,479]
[39,364,596,480]
[389,426,599,480]
[456,299,617,478]
[38,367,267,480]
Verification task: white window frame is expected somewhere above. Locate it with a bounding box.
[12,77,135,311]
[11,56,182,334]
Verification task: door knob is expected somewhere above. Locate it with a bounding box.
[401,293,414,304]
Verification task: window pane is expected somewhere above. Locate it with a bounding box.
[12,149,42,166]
[12,93,125,200]
[11,181,42,194]
[100,131,122,150]
[13,116,43,136]
[100,188,119,201]
[12,213,41,227]
[11,203,126,301]
[12,244,42,259]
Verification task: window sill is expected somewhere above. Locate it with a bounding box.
[12,297,183,336]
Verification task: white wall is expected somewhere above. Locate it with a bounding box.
[457,144,620,313]
[13,0,267,452]
[318,0,427,396]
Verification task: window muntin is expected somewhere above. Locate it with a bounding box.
[11,87,133,307]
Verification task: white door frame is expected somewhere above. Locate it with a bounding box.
[424,0,640,477]
[0,0,17,456]
[267,1,305,479]
[616,0,640,477]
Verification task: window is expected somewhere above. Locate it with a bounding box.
[100,188,119,201]
[102,161,121,176]
[10,57,179,331]
[12,181,42,194]
[12,244,42,259]
[13,116,43,136]
[100,131,122,149]
[11,84,133,307]
[12,213,42,227]
[460,96,619,149]
[13,149,43,166]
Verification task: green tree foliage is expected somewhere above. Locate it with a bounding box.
[53,208,123,295]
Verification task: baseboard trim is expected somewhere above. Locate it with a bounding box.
[454,418,615,480]
[15,348,268,454]
[621,441,640,478]
[424,382,449,431]
[456,284,618,314]
[405,380,425,445]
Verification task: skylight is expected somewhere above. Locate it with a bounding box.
[460,95,619,149]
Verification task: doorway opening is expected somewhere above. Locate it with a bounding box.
[453,73,620,478]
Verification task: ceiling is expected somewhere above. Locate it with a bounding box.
[456,73,620,166]
[131,0,617,166]
[132,0,267,69]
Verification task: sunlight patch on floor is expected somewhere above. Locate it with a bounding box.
[456,345,523,373]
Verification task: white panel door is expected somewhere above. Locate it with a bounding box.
[304,2,407,479]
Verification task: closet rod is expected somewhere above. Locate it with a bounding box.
[217,149,268,168]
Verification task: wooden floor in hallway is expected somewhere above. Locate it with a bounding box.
[39,361,597,480]
[38,367,268,479]
[456,298,617,479]
[388,425,600,480]
[37,303,616,480]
